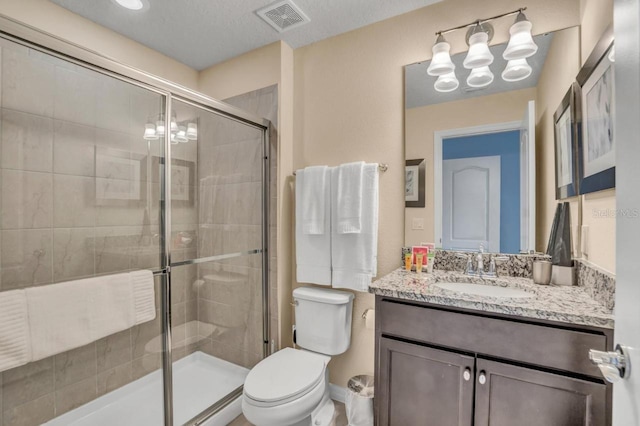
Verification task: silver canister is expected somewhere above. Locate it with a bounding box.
[533,260,552,285]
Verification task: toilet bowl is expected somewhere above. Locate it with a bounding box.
[241,287,354,426]
[242,348,334,426]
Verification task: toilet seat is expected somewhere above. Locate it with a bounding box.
[244,348,330,407]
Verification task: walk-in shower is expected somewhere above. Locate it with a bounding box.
[0,16,271,426]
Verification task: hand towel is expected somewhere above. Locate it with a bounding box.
[296,168,332,285]
[336,161,365,234]
[331,163,379,292]
[300,166,329,235]
[0,290,31,372]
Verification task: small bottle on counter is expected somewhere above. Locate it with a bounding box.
[404,253,412,271]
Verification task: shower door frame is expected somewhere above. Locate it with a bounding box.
[0,15,271,426]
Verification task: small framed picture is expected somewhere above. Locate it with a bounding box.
[576,25,615,194]
[405,159,425,208]
[553,84,579,199]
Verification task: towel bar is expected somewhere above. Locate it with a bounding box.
[293,163,388,176]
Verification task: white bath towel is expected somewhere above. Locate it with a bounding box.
[296,168,332,285]
[331,163,379,292]
[300,166,329,235]
[130,270,156,325]
[25,271,156,362]
[0,290,31,372]
[336,161,365,234]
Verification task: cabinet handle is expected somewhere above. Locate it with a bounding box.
[463,368,471,381]
[478,371,487,385]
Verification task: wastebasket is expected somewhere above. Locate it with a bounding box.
[345,375,374,426]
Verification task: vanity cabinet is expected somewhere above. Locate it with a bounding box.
[374,296,613,426]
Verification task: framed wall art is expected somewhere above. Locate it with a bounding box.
[405,158,425,208]
[553,84,579,199]
[576,25,615,194]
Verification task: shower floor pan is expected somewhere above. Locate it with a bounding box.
[45,351,249,426]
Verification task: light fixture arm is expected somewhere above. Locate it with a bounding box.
[435,7,526,37]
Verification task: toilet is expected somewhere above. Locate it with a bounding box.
[242,287,354,426]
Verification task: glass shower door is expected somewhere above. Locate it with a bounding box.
[169,100,267,424]
[0,36,168,425]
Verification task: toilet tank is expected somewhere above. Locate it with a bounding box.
[293,287,354,356]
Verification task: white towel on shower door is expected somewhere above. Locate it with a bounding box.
[26,270,156,362]
[0,290,32,372]
[331,163,379,292]
[296,167,332,285]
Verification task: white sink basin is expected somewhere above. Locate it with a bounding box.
[434,282,533,299]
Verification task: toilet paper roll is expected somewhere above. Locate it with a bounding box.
[364,309,375,330]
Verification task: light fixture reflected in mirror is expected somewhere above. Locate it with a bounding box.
[503,12,538,60]
[464,29,494,69]
[427,34,455,76]
[502,58,532,82]
[434,72,459,92]
[467,66,494,88]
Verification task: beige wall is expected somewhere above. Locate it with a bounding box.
[0,0,198,89]
[198,42,282,100]
[293,0,580,387]
[405,88,537,247]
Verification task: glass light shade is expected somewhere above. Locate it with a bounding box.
[186,122,198,140]
[114,0,144,10]
[156,120,165,136]
[502,58,532,82]
[170,119,178,133]
[143,123,158,140]
[170,133,179,144]
[434,72,459,92]
[463,32,494,69]
[467,66,494,88]
[503,20,538,60]
[176,126,188,143]
[427,40,455,76]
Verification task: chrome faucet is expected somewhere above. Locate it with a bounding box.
[475,244,485,275]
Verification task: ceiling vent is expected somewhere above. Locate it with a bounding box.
[256,0,310,33]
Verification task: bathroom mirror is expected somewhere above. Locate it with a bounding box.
[404,26,580,254]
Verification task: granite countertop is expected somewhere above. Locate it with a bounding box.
[369,268,614,329]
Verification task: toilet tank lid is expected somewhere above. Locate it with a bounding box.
[293,287,354,305]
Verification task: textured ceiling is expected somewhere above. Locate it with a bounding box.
[49,0,442,70]
[405,31,556,109]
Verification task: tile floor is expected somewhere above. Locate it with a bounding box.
[228,400,348,426]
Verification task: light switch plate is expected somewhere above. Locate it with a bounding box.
[412,218,424,230]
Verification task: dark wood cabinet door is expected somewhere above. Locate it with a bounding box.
[474,358,610,426]
[377,337,474,426]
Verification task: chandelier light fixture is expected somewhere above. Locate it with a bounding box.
[143,113,198,144]
[428,7,538,93]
